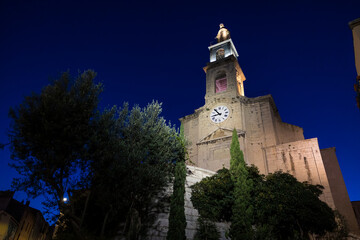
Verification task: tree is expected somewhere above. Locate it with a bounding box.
[85,101,185,239]
[191,168,233,222]
[8,70,102,238]
[193,217,220,240]
[253,172,336,239]
[167,160,187,240]
[167,123,187,240]
[229,129,254,239]
[323,211,348,240]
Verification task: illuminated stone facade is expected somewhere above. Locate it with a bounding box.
[0,191,51,240]
[180,24,360,235]
[349,18,360,108]
[350,18,360,78]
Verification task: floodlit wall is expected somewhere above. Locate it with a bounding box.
[181,94,305,174]
[263,138,335,208]
[321,148,360,234]
[350,18,360,76]
[146,166,229,240]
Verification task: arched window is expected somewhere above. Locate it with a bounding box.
[216,48,225,60]
[215,71,227,93]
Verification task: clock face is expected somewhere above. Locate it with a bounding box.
[210,105,230,123]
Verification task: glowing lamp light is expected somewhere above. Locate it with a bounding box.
[63,197,68,202]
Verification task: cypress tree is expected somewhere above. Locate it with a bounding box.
[167,123,187,240]
[229,129,254,239]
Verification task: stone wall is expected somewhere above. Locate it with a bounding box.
[145,188,172,240]
[321,148,360,234]
[146,165,230,240]
[263,138,335,208]
[352,201,360,229]
[185,166,230,240]
[180,94,305,174]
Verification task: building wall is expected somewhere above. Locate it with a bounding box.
[350,18,360,76]
[321,148,360,234]
[352,201,360,229]
[183,92,336,207]
[0,211,18,240]
[147,166,228,240]
[14,208,35,240]
[0,191,51,240]
[29,211,50,240]
[182,94,305,174]
[263,139,335,208]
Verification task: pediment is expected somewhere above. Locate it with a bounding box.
[197,128,245,145]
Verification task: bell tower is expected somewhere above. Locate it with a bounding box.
[204,24,246,104]
[179,24,360,236]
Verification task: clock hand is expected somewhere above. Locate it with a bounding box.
[214,109,222,115]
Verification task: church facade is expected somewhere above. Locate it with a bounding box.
[180,24,359,234]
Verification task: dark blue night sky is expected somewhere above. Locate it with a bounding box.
[1,0,359,214]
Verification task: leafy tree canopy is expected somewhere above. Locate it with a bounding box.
[9,70,102,219]
[254,172,336,239]
[193,216,220,240]
[191,166,338,240]
[191,167,234,222]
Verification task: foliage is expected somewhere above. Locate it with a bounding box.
[193,217,220,240]
[8,70,102,225]
[322,211,348,240]
[167,161,187,240]
[191,168,233,221]
[85,101,184,238]
[53,212,106,240]
[254,172,336,239]
[229,129,254,239]
[167,122,187,240]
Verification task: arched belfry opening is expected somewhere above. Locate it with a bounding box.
[215,71,227,93]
